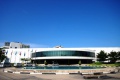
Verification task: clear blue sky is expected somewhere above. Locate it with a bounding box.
[0,0,120,48]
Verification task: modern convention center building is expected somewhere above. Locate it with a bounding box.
[2,42,120,64]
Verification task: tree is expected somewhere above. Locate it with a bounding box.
[97,50,107,62]
[108,51,118,63]
[117,51,120,60]
[0,48,7,63]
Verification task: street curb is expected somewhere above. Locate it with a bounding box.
[8,71,13,73]
[42,73,56,74]
[3,69,111,75]
[20,72,30,74]
[3,70,75,74]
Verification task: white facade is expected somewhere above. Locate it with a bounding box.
[2,42,30,49]
[9,42,22,48]
[4,47,120,63]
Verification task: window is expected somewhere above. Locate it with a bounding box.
[5,42,10,46]
[32,51,95,58]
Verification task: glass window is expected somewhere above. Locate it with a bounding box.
[31,50,95,58]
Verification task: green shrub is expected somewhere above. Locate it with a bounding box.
[44,60,47,65]
[115,63,120,66]
[78,60,81,65]
[93,62,102,65]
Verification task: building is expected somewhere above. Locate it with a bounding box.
[4,46,120,64]
[2,42,30,49]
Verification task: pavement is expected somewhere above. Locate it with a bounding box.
[1,67,120,80]
[0,68,84,80]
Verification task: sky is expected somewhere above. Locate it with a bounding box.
[0,0,120,48]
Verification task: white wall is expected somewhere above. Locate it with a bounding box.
[10,42,22,48]
[5,49,34,63]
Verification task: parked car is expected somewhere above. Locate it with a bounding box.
[14,63,22,67]
[0,63,11,67]
[0,63,4,67]
[24,63,33,67]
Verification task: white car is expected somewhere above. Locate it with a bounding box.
[0,63,4,67]
[14,63,22,67]
[24,63,33,67]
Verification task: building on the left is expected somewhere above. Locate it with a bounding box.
[0,42,30,65]
[2,42,30,49]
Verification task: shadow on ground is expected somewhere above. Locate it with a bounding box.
[83,75,120,80]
